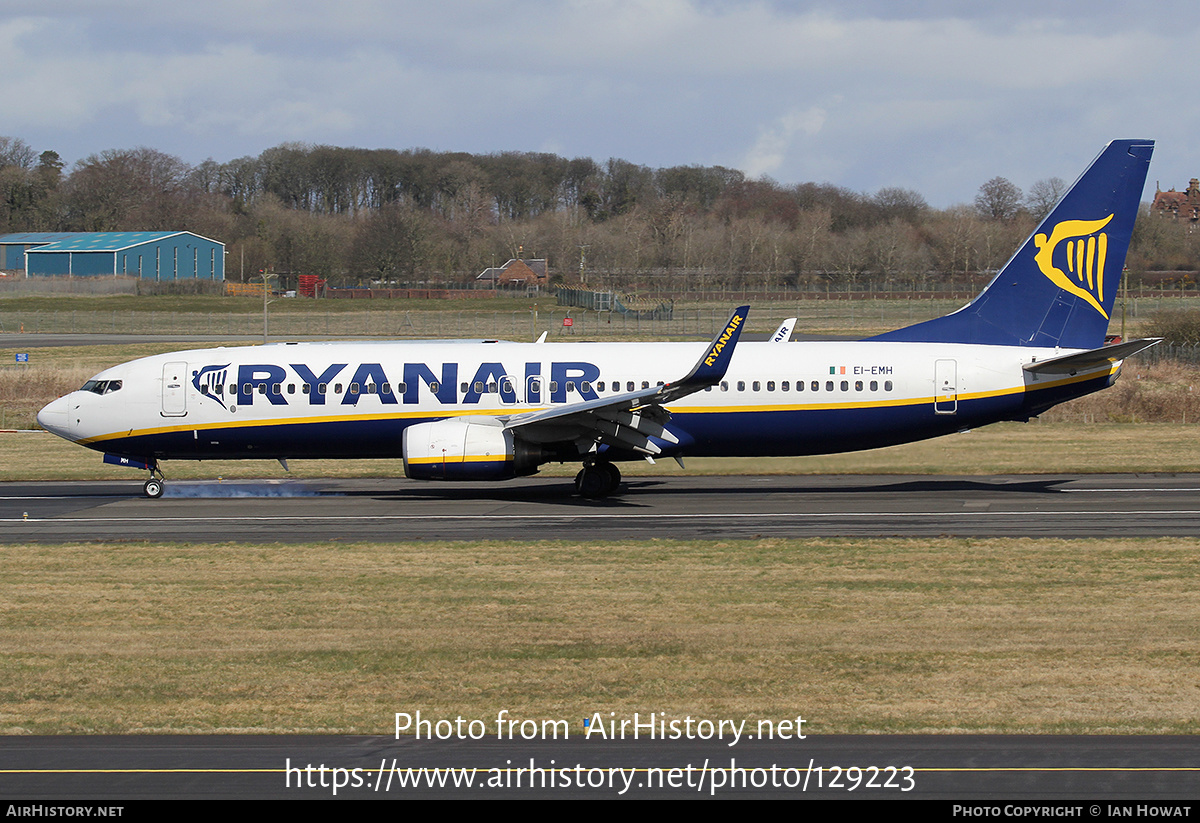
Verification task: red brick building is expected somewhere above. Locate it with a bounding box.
[1151,178,1200,222]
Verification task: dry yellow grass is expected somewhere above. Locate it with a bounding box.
[1,538,1197,735]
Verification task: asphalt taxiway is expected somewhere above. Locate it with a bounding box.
[2,733,1198,799]
[3,473,1199,543]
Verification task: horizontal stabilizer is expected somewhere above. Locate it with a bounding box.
[1024,338,1161,375]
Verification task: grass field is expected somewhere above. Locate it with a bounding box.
[2,537,1196,735]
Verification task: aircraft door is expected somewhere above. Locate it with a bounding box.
[162,361,188,417]
[934,359,957,414]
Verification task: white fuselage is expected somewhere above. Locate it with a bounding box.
[38,338,1114,464]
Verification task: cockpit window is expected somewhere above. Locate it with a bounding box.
[81,379,122,395]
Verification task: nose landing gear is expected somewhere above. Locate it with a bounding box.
[143,463,165,499]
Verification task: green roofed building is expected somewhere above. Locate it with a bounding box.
[0,232,224,281]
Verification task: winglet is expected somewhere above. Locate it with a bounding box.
[670,305,749,392]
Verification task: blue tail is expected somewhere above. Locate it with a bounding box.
[871,140,1153,348]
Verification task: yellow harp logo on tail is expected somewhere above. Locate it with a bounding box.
[1032,214,1114,319]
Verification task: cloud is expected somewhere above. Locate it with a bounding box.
[742,107,827,178]
[2,2,1198,203]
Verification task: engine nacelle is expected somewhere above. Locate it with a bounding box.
[402,418,545,480]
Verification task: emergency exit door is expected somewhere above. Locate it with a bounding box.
[934,359,957,414]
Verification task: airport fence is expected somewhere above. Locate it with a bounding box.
[3,295,1200,346]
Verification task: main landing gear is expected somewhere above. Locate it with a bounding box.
[575,462,621,499]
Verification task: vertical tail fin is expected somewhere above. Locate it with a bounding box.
[872,140,1153,348]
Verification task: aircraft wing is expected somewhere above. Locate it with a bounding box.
[502,306,749,456]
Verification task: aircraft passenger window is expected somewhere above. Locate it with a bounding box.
[812,381,819,391]
[272,383,281,395]
[243,383,252,395]
[549,381,558,393]
[200,384,209,394]
[767,381,775,392]
[657,381,664,386]
[215,384,223,395]
[855,381,863,391]
[825,381,834,391]
[287,384,295,394]
[302,384,311,394]
[334,384,343,394]
[597,381,605,392]
[782,381,789,391]
[885,380,893,391]
[870,381,878,391]
[461,382,469,393]
[641,381,650,389]
[473,381,484,393]
[366,383,376,394]
[581,382,592,393]
[567,381,576,393]
[720,381,728,391]
[257,384,266,394]
[840,381,848,391]
[753,381,761,391]
[230,384,237,395]
[396,383,407,393]
[705,386,713,391]
[627,382,635,391]
[487,382,497,393]
[318,383,327,394]
[737,381,745,391]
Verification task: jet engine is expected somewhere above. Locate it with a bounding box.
[402,418,546,480]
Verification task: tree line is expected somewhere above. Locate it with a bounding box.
[0,135,1195,291]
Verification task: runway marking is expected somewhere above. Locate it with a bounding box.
[6,510,1200,524]
[1061,487,1200,492]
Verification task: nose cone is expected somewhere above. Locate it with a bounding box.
[37,395,72,439]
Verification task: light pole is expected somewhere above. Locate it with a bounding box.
[260,270,277,344]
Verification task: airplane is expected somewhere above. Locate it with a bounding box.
[37,140,1158,499]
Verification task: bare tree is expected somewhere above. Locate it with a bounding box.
[1024,176,1067,222]
[0,136,36,170]
[974,176,1023,221]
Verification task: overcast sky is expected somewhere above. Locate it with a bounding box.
[2,1,1196,206]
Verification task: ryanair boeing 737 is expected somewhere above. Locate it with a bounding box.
[38,140,1158,498]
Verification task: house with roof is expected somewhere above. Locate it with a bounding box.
[475,258,548,286]
[1151,179,1200,222]
[0,232,224,280]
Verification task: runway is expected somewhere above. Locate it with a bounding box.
[3,473,1199,542]
[2,733,1197,800]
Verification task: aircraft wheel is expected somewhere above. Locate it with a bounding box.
[575,464,621,498]
[600,462,622,493]
[575,466,611,499]
[143,479,164,499]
